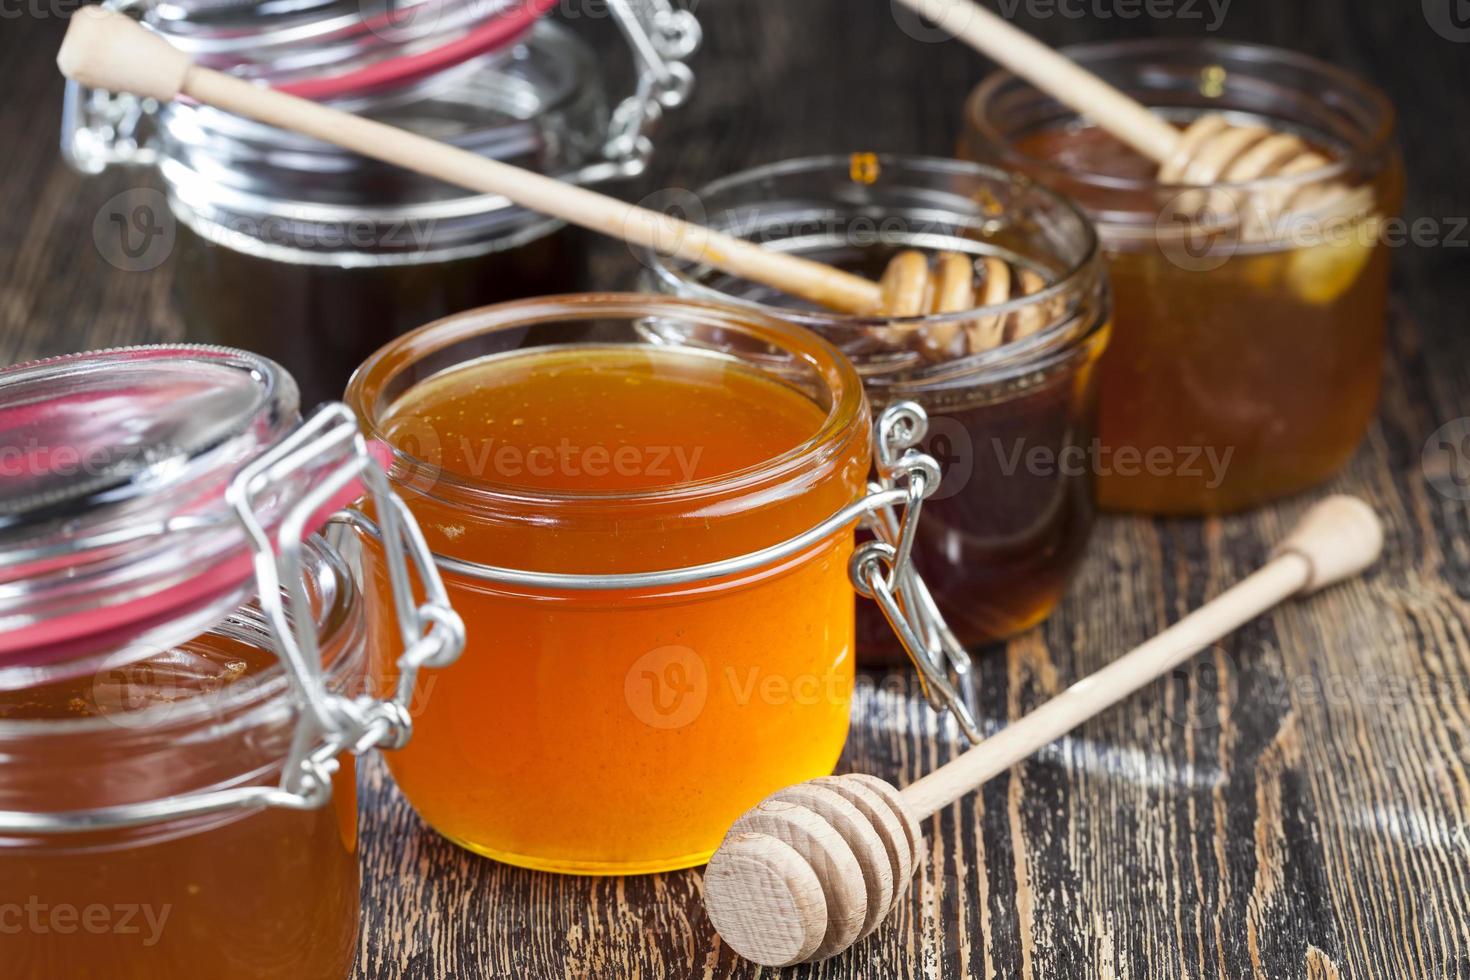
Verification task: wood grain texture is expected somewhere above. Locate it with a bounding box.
[3,1,1470,978]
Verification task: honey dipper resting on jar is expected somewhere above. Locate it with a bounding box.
[893,0,1370,234]
[62,6,1364,344]
[59,7,1067,346]
[871,249,1062,360]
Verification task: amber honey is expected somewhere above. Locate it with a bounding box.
[351,300,873,874]
[1001,124,1395,513]
[962,40,1403,514]
[0,634,360,980]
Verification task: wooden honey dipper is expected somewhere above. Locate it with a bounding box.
[57,7,1042,344]
[893,0,1367,233]
[875,249,1060,360]
[57,7,887,314]
[704,495,1384,967]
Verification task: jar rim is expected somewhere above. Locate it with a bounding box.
[966,38,1397,195]
[149,0,549,100]
[345,292,870,512]
[642,153,1107,383]
[0,344,295,530]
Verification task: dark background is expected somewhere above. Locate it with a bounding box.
[4,2,1470,978]
[4,1,1468,365]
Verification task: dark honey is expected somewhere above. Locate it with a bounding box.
[859,353,1101,659]
[692,242,1107,661]
[174,225,586,407]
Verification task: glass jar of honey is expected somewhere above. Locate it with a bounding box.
[62,0,701,406]
[0,346,463,979]
[643,156,1111,662]
[346,293,974,874]
[960,40,1402,514]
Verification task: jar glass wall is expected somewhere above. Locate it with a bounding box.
[0,540,365,980]
[960,40,1402,514]
[347,295,873,874]
[644,156,1110,661]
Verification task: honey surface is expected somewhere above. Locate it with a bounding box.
[370,345,863,873]
[383,345,826,492]
[0,634,274,721]
[1017,121,1161,181]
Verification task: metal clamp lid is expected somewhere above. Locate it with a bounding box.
[0,404,465,834]
[62,0,702,185]
[596,0,701,178]
[348,401,981,741]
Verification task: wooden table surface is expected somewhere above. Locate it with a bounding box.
[5,2,1470,977]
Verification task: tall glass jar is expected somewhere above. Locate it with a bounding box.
[960,40,1402,514]
[0,346,463,979]
[63,0,701,406]
[643,156,1111,661]
[346,294,973,873]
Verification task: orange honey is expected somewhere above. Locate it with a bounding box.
[351,300,873,874]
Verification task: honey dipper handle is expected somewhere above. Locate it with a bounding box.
[900,497,1384,820]
[892,0,1181,165]
[57,8,885,315]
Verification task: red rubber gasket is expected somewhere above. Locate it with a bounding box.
[274,0,559,101]
[0,440,393,668]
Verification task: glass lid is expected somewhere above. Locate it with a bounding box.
[145,0,554,101]
[0,348,288,536]
[0,347,300,689]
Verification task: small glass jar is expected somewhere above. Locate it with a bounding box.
[346,293,972,874]
[644,156,1111,661]
[960,40,1402,514]
[0,346,462,979]
[63,0,701,406]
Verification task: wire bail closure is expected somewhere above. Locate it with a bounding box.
[342,401,982,741]
[853,404,980,742]
[599,0,702,176]
[0,404,465,835]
